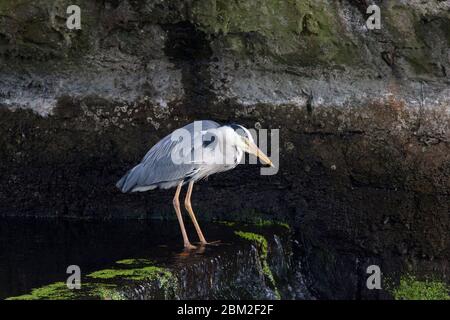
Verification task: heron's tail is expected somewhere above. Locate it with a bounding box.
[116,165,141,193]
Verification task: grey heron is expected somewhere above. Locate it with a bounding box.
[116,120,273,249]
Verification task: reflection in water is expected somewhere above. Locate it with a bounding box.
[0,217,233,299]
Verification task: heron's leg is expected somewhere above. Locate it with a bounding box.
[173,183,196,250]
[184,181,207,244]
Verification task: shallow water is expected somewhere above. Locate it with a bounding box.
[0,217,242,299]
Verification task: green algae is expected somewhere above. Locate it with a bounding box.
[5,282,77,300]
[191,0,332,37]
[189,0,359,67]
[85,283,124,300]
[253,219,290,230]
[94,286,125,300]
[235,231,269,257]
[393,275,449,300]
[7,264,176,300]
[234,231,280,299]
[217,218,290,230]
[217,220,237,227]
[5,281,125,300]
[116,258,154,265]
[87,265,171,281]
[87,263,178,298]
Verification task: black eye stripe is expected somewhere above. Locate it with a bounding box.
[202,134,216,148]
[226,124,249,139]
[228,124,242,131]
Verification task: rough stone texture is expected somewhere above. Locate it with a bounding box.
[2,221,306,300]
[0,0,449,299]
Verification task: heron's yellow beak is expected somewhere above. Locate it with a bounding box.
[246,140,274,167]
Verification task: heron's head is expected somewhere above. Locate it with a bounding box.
[227,124,274,167]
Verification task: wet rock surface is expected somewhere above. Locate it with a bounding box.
[1,218,309,300]
[0,1,449,299]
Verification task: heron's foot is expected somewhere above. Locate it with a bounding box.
[184,242,197,250]
[200,240,221,246]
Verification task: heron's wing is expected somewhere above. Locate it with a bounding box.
[117,120,220,192]
[142,120,220,162]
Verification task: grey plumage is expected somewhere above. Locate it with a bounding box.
[116,120,221,193]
